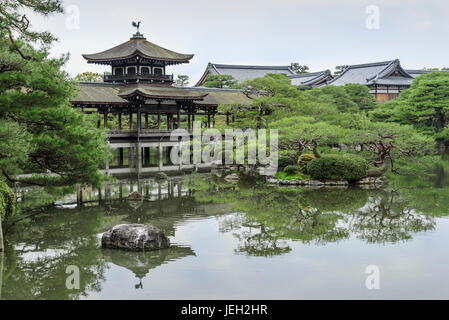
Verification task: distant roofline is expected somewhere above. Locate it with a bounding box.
[209,63,295,71]
[195,62,295,86]
[406,69,449,74]
[289,70,331,79]
[326,59,410,85]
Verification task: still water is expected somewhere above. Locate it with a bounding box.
[1,171,449,299]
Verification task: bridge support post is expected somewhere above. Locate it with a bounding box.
[118,113,122,130]
[158,143,163,171]
[136,143,142,173]
[104,112,108,128]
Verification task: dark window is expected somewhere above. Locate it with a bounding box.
[115,68,123,75]
[141,67,150,74]
[154,68,163,76]
[128,67,136,75]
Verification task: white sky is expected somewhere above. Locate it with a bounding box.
[27,0,449,84]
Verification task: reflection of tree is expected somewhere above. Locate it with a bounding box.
[345,191,435,244]
[1,207,108,300]
[190,175,439,256]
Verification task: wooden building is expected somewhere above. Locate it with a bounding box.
[71,29,253,132]
[324,59,415,102]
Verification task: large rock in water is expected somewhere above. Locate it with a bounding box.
[101,224,170,251]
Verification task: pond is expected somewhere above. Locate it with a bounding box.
[1,170,449,300]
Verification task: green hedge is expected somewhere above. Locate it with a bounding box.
[284,165,298,175]
[0,179,16,222]
[278,156,294,171]
[307,154,370,181]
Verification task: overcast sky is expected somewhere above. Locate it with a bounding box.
[28,0,449,84]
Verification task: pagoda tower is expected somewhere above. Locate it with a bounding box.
[83,24,193,85]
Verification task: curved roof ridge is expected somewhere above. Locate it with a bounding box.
[289,70,331,79]
[326,60,398,85]
[82,38,193,64]
[209,63,294,70]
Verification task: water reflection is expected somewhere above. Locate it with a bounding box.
[1,171,448,299]
[102,246,195,289]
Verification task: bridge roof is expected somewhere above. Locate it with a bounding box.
[71,83,254,107]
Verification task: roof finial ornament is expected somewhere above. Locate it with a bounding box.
[132,21,145,39]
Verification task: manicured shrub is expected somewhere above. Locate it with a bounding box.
[298,154,316,173]
[278,156,294,171]
[284,165,298,175]
[306,154,370,181]
[0,178,16,222]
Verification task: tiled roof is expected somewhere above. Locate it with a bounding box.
[289,70,333,86]
[71,83,128,104]
[82,37,193,64]
[71,83,254,106]
[195,63,295,86]
[118,84,207,101]
[406,69,449,78]
[326,59,414,87]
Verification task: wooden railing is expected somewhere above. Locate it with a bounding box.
[104,73,174,82]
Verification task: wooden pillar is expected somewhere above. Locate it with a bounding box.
[207,114,211,128]
[177,109,181,129]
[157,112,161,129]
[118,113,122,130]
[129,113,133,130]
[167,114,170,130]
[97,119,101,128]
[144,147,150,165]
[212,114,215,128]
[144,113,149,129]
[118,148,123,166]
[137,110,141,132]
[188,114,191,130]
[232,115,235,123]
[103,112,108,128]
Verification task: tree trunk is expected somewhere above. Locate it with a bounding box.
[0,251,3,298]
[0,217,3,253]
[367,161,389,177]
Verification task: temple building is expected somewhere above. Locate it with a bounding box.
[195,63,333,89]
[71,27,253,131]
[324,59,415,102]
[70,26,254,174]
[195,63,296,86]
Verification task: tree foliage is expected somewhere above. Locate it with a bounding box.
[290,62,309,74]
[75,72,103,83]
[175,74,189,87]
[203,74,238,88]
[0,4,110,187]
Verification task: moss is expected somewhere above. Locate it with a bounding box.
[275,171,310,181]
[0,178,16,222]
